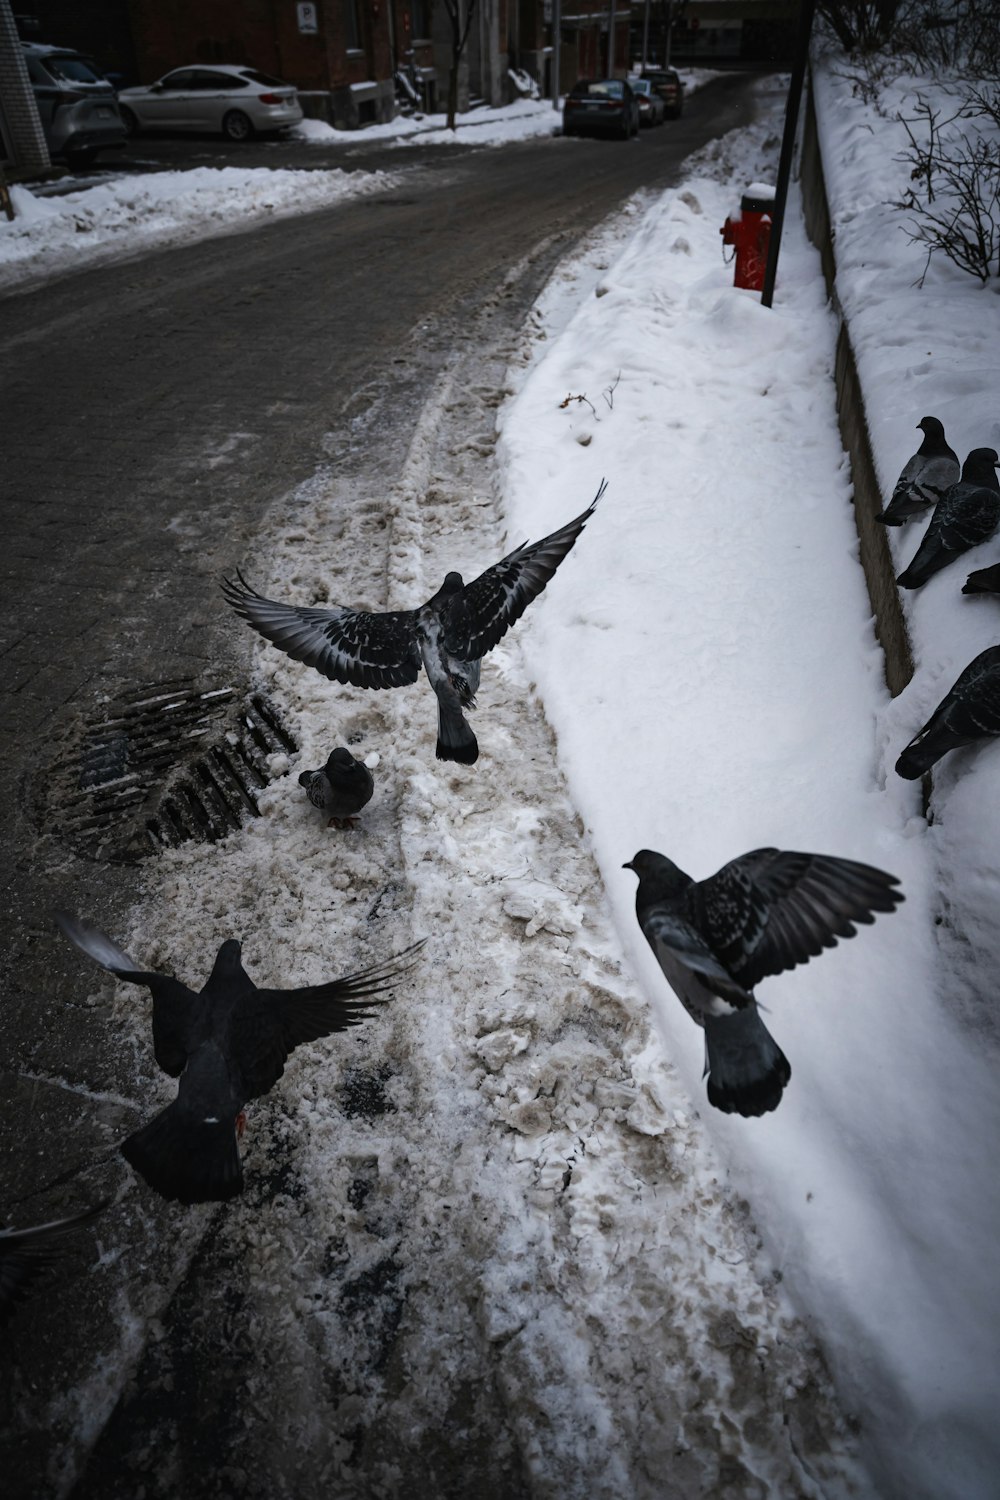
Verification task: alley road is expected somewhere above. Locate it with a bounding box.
[1,73,765,1497]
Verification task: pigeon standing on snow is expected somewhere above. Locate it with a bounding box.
[895,645,1000,779]
[1,1202,108,1323]
[962,563,1000,597]
[55,912,424,1205]
[896,448,1000,589]
[876,416,959,526]
[298,747,374,828]
[221,482,605,766]
[623,847,904,1118]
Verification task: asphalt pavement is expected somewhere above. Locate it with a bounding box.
[0,72,766,1497]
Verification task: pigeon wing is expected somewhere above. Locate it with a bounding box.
[689,850,903,990]
[440,482,605,661]
[0,1203,109,1322]
[944,645,1000,737]
[639,906,754,1009]
[235,940,426,1097]
[221,572,421,690]
[53,911,197,1076]
[936,488,1000,551]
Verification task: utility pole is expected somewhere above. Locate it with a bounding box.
[608,0,617,75]
[761,0,817,308]
[641,0,650,71]
[552,0,561,108]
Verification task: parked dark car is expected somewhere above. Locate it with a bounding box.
[22,42,126,169]
[628,77,666,127]
[563,79,640,140]
[640,67,684,119]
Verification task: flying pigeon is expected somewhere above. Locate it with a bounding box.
[876,416,959,526]
[54,912,425,1204]
[623,847,904,1118]
[1,1201,108,1323]
[962,563,1000,597]
[895,644,1000,779]
[896,448,1000,589]
[298,747,375,828]
[221,482,606,765]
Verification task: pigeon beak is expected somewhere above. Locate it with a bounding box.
[622,859,634,871]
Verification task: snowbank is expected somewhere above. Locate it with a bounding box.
[0,166,396,291]
[496,75,1000,1500]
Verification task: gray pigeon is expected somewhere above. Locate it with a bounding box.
[876,416,959,525]
[897,448,1000,589]
[1,1202,108,1323]
[55,912,425,1204]
[624,848,904,1118]
[298,747,374,828]
[895,644,1000,779]
[963,563,1000,597]
[222,482,605,765]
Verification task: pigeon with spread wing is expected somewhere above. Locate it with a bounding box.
[55,912,424,1204]
[624,847,903,1118]
[222,482,605,765]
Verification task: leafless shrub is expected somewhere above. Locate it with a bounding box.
[893,91,1000,283]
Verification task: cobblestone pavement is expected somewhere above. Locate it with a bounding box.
[0,75,762,1498]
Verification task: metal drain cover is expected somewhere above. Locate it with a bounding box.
[35,680,297,864]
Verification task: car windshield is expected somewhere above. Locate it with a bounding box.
[239,70,289,87]
[630,80,652,95]
[574,81,624,99]
[42,54,104,84]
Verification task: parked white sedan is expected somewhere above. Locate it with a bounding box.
[118,65,303,141]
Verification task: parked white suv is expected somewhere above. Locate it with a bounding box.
[23,43,126,169]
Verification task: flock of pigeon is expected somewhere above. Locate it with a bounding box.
[13,420,993,1320]
[878,417,1000,779]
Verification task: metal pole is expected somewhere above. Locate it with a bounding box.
[641,0,650,70]
[608,0,617,75]
[761,0,816,308]
[552,0,561,108]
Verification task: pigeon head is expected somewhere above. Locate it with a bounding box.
[623,850,692,900]
[917,416,944,438]
[326,747,361,772]
[962,448,1000,486]
[297,769,314,788]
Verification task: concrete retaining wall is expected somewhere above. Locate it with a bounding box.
[800,76,914,700]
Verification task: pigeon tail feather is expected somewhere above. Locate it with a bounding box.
[122,1104,243,1205]
[436,702,478,764]
[703,1007,790,1118]
[895,730,965,779]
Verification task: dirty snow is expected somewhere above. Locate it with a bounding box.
[0,166,397,292]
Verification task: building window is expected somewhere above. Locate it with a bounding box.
[346,0,362,51]
[412,0,430,40]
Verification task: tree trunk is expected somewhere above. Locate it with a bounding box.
[448,59,459,129]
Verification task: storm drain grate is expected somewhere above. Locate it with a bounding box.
[36,680,297,864]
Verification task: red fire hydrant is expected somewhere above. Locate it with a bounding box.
[720,187,775,291]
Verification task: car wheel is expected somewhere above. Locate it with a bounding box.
[119,105,138,136]
[222,110,253,142]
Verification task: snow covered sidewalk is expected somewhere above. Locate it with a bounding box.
[496,75,1000,1500]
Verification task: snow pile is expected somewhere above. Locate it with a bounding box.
[812,59,1000,1053]
[496,76,1000,1500]
[290,99,560,147]
[0,165,397,291]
